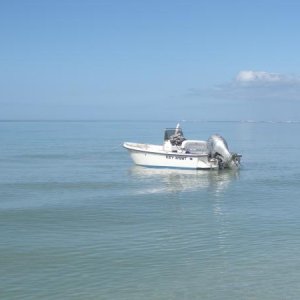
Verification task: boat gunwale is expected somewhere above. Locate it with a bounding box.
[123,142,210,158]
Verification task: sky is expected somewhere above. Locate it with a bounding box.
[1,0,300,121]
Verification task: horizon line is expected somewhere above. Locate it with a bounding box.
[1,119,300,123]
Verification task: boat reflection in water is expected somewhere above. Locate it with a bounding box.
[129,165,239,195]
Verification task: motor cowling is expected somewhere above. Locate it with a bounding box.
[207,134,239,169]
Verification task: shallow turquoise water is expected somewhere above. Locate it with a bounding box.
[1,121,300,299]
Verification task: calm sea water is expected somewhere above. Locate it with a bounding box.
[1,120,300,299]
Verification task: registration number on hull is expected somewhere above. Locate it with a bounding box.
[166,155,193,161]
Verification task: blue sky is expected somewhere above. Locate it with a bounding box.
[1,0,300,121]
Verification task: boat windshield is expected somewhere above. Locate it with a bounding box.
[164,128,184,141]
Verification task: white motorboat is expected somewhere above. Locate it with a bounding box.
[123,124,241,170]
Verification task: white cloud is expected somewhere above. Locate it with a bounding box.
[188,70,300,102]
[185,70,300,120]
[235,70,300,87]
[236,70,282,83]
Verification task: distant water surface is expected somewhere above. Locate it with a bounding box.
[1,120,300,299]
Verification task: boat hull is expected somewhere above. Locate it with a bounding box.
[123,142,219,170]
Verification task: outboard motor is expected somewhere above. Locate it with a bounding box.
[207,134,240,169]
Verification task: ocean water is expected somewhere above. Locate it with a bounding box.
[1,120,300,299]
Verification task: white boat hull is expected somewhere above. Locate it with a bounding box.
[123,142,219,170]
